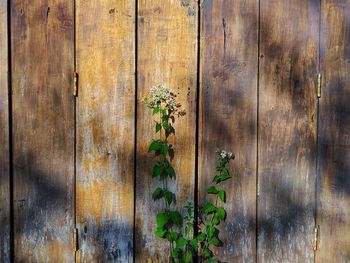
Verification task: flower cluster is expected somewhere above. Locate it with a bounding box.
[142,85,186,117]
[217,149,234,160]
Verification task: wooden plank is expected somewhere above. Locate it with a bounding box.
[199,0,258,262]
[11,0,75,262]
[135,0,197,261]
[316,1,350,262]
[0,0,10,261]
[258,0,319,262]
[76,0,135,262]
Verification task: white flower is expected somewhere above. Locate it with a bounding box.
[142,84,186,117]
[218,149,234,160]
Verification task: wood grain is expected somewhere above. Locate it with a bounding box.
[317,1,350,262]
[258,0,319,262]
[0,0,10,261]
[199,0,258,262]
[135,0,197,261]
[76,0,135,262]
[11,0,75,262]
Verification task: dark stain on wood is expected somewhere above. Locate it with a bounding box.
[258,0,319,262]
[317,1,350,262]
[11,0,75,261]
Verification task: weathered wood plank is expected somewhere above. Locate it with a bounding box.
[11,0,75,262]
[316,1,350,262]
[76,0,135,262]
[258,0,319,262]
[199,0,258,262]
[0,0,10,261]
[135,0,197,261]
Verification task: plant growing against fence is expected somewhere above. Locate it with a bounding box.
[197,150,234,262]
[142,85,188,260]
[143,85,234,262]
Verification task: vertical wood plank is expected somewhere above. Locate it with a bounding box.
[258,0,319,262]
[11,0,75,262]
[199,0,258,261]
[317,1,350,262]
[135,0,197,261]
[0,0,10,261]
[76,0,135,262]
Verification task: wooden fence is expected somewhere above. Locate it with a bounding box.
[0,0,349,262]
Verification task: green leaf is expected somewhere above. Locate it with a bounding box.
[160,143,169,155]
[171,249,179,259]
[189,239,198,251]
[182,251,192,263]
[213,174,231,184]
[209,236,220,246]
[169,211,181,225]
[212,214,220,225]
[148,140,161,152]
[185,226,192,236]
[154,227,167,238]
[202,202,216,214]
[219,174,231,183]
[218,190,226,202]
[152,164,163,178]
[212,175,221,184]
[206,226,216,238]
[216,207,226,220]
[164,190,174,205]
[156,212,169,228]
[166,165,175,178]
[156,122,162,133]
[166,231,178,242]
[152,107,160,115]
[163,121,171,131]
[202,248,213,258]
[207,186,219,194]
[176,237,187,249]
[152,187,163,200]
[221,167,229,176]
[197,232,206,241]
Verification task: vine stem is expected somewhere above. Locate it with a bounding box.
[159,104,174,257]
[201,190,219,261]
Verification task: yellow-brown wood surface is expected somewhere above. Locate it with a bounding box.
[199,0,258,262]
[258,0,319,262]
[76,0,135,262]
[317,1,350,262]
[4,1,350,262]
[0,0,10,261]
[135,0,197,261]
[11,0,75,262]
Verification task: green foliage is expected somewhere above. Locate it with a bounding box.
[197,150,234,262]
[183,202,194,237]
[143,85,234,262]
[152,160,175,179]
